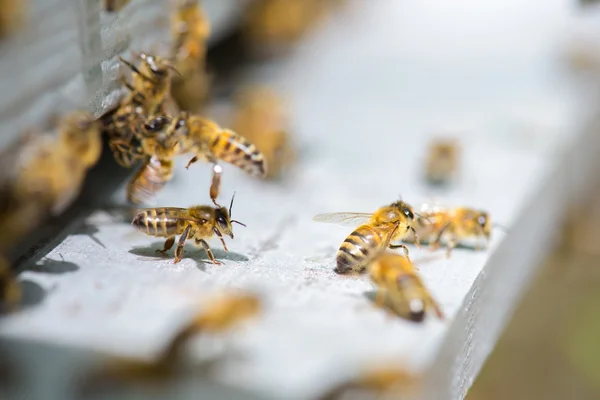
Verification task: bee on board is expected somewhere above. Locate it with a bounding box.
[131,193,246,264]
[80,291,261,389]
[407,203,499,258]
[170,0,212,111]
[0,111,102,253]
[103,0,131,12]
[423,138,460,186]
[318,364,420,400]
[229,85,295,180]
[313,200,420,275]
[369,251,444,322]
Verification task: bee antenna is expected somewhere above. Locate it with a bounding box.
[231,220,247,228]
[229,192,236,216]
[415,212,432,224]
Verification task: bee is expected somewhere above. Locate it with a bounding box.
[170,0,212,111]
[182,113,268,178]
[410,204,494,258]
[0,111,101,251]
[102,52,179,169]
[131,193,246,264]
[230,86,295,180]
[0,0,26,39]
[313,201,420,275]
[103,0,131,12]
[369,252,443,322]
[424,138,460,186]
[81,292,261,388]
[319,365,419,400]
[125,112,266,205]
[0,256,21,313]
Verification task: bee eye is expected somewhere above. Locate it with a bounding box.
[402,208,414,219]
[478,216,487,226]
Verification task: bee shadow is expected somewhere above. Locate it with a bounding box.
[19,280,47,309]
[128,241,249,271]
[23,256,79,274]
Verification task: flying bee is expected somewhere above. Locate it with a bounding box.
[230,86,295,180]
[182,113,268,178]
[409,204,499,258]
[313,201,420,275]
[170,0,212,111]
[369,252,443,322]
[80,292,261,390]
[131,193,246,264]
[424,138,460,186]
[319,364,419,400]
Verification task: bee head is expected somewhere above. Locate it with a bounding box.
[476,212,491,238]
[215,192,246,239]
[407,299,426,322]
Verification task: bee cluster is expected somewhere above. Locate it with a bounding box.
[0,1,506,399]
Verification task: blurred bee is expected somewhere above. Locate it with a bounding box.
[369,252,443,322]
[81,292,261,389]
[131,193,246,264]
[170,0,212,111]
[103,0,130,12]
[242,0,332,56]
[424,138,460,186]
[0,111,102,252]
[0,256,21,313]
[410,204,495,258]
[319,364,419,400]
[230,86,295,180]
[0,0,26,39]
[313,201,420,275]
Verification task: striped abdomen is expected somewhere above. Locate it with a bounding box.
[209,129,266,177]
[131,208,186,237]
[336,225,385,274]
[127,156,174,205]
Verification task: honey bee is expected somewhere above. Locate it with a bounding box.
[369,252,443,322]
[242,0,332,56]
[313,201,420,275]
[102,52,179,169]
[0,111,101,251]
[131,194,246,264]
[124,112,266,205]
[103,0,130,12]
[410,204,494,258]
[230,86,295,180]
[424,138,460,186]
[170,0,212,111]
[82,292,261,388]
[0,256,21,312]
[319,365,419,400]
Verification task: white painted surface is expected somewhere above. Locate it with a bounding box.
[1,1,598,399]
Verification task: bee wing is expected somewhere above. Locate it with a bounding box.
[312,212,372,227]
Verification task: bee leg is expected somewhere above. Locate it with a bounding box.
[197,239,223,265]
[410,226,421,249]
[209,164,223,207]
[432,221,452,253]
[389,244,411,262]
[374,290,386,308]
[156,237,175,257]
[118,56,156,83]
[445,236,457,259]
[173,226,191,264]
[185,156,198,169]
[213,228,229,252]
